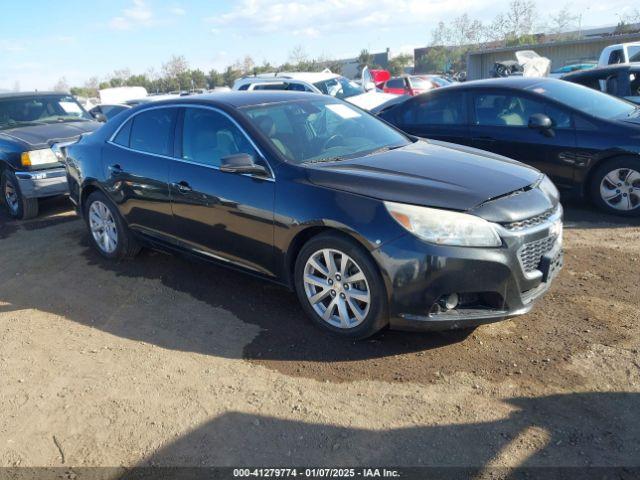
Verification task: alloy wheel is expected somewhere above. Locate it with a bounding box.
[3,178,19,214]
[600,168,640,211]
[303,248,371,329]
[89,200,118,254]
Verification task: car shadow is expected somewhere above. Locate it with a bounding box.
[1,200,636,375]
[79,239,473,363]
[562,199,640,229]
[124,392,639,471]
[0,195,75,237]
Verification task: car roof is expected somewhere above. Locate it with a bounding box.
[239,71,339,84]
[563,64,640,80]
[0,91,70,99]
[416,77,563,93]
[141,90,324,109]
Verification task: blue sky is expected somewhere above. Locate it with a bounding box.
[0,0,633,90]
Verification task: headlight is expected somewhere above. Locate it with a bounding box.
[20,148,59,167]
[539,175,560,203]
[384,201,502,247]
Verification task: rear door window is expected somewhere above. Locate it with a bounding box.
[181,108,259,168]
[608,49,623,65]
[473,93,571,128]
[402,92,467,125]
[112,118,133,147]
[385,78,405,89]
[129,108,177,156]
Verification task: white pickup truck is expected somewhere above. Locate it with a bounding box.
[598,42,640,66]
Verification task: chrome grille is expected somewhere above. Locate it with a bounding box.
[502,207,556,231]
[518,235,558,273]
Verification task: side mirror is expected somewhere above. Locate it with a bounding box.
[528,113,554,137]
[93,112,107,123]
[220,153,268,176]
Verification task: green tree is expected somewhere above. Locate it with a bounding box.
[222,66,242,87]
[207,69,223,87]
[189,69,207,89]
[416,47,449,74]
[388,54,413,76]
[357,49,374,74]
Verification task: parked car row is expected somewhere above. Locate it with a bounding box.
[232,68,397,111]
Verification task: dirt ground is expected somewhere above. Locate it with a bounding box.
[0,196,639,472]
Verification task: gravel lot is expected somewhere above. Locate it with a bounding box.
[1,197,639,470]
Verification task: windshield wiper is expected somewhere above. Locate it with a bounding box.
[363,144,406,157]
[302,156,348,164]
[302,144,406,165]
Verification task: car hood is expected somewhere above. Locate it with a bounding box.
[304,140,548,220]
[0,121,101,149]
[345,91,398,111]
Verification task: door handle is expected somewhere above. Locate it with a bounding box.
[108,164,123,174]
[472,136,496,142]
[171,181,193,193]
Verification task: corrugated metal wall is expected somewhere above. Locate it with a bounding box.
[467,34,640,80]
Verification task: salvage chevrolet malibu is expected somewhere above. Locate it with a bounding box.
[63,92,562,338]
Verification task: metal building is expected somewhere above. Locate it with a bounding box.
[467,32,640,80]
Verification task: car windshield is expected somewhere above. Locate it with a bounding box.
[0,94,92,129]
[629,45,640,63]
[432,77,451,87]
[526,81,637,119]
[313,76,365,99]
[241,98,411,165]
[410,77,435,89]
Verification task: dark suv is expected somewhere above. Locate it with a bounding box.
[0,92,100,219]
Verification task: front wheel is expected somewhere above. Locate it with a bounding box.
[590,157,640,216]
[294,232,388,339]
[1,170,38,220]
[84,190,140,259]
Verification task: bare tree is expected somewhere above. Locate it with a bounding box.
[548,5,580,35]
[112,68,132,81]
[162,55,189,79]
[84,76,99,90]
[288,45,308,65]
[242,55,255,74]
[621,8,640,24]
[53,77,69,92]
[146,67,160,81]
[431,21,451,46]
[491,0,537,43]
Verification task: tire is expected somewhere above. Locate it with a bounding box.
[1,170,39,220]
[589,157,640,217]
[294,232,388,339]
[84,190,141,260]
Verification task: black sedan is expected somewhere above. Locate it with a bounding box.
[377,77,640,216]
[64,92,562,338]
[1,92,100,219]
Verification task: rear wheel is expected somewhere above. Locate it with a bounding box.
[84,190,140,259]
[590,157,640,216]
[294,232,388,339]
[1,170,38,220]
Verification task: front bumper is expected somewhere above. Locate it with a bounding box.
[15,168,68,199]
[373,207,563,331]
